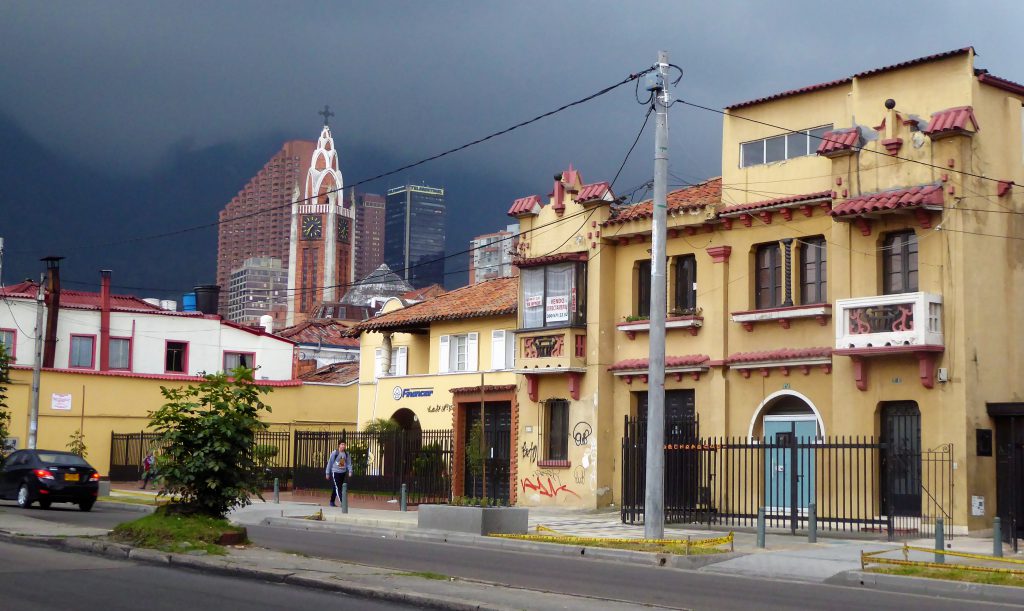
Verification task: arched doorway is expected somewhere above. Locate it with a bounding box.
[391,408,421,432]
[749,391,823,513]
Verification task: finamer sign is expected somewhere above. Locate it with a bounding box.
[392,386,434,400]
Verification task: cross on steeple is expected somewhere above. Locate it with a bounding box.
[318,104,335,126]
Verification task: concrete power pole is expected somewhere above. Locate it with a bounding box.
[28,273,45,449]
[644,51,671,540]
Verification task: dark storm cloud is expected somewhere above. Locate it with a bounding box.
[1,0,1022,292]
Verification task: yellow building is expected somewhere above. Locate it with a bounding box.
[353,278,519,500]
[4,366,357,477]
[504,47,1024,537]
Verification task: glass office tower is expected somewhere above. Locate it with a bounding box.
[384,183,446,288]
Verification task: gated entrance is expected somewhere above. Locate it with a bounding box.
[880,402,922,517]
[463,402,511,502]
[989,402,1024,551]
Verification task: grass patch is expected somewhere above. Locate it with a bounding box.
[111,509,247,556]
[867,565,1024,588]
[397,571,449,580]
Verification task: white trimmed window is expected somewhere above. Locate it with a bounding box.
[109,338,131,370]
[740,125,832,168]
[373,346,408,378]
[438,333,478,373]
[0,329,14,358]
[490,330,515,370]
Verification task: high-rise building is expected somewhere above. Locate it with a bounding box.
[351,191,386,282]
[384,183,446,288]
[469,224,518,284]
[226,256,289,326]
[216,140,316,315]
[286,121,354,326]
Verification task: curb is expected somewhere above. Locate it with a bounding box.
[96,501,158,514]
[827,569,1024,605]
[0,531,522,611]
[260,516,741,570]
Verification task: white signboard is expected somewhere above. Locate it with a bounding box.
[524,295,542,308]
[971,495,985,517]
[51,393,73,411]
[546,295,569,323]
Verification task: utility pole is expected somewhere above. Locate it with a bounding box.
[28,273,45,449]
[644,50,671,540]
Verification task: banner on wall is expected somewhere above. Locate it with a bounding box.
[546,295,569,323]
[51,393,72,411]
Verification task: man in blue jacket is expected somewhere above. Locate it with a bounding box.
[325,441,354,507]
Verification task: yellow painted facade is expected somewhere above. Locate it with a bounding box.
[503,49,1024,534]
[4,368,357,476]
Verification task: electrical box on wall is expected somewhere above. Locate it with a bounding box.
[937,368,949,383]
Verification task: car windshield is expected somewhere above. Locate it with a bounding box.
[37,453,91,467]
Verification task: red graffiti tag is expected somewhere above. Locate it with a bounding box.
[521,476,580,499]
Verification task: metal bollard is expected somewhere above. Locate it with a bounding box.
[808,502,817,543]
[341,482,349,514]
[400,483,408,512]
[757,507,766,549]
[934,517,945,564]
[993,517,1003,558]
[273,478,280,504]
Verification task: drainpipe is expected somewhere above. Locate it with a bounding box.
[99,270,111,371]
[41,256,63,368]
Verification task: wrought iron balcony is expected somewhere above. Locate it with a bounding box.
[834,292,942,350]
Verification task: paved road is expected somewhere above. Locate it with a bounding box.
[247,524,1022,611]
[0,540,414,611]
[0,500,141,529]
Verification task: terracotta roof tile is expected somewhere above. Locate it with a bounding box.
[402,284,446,301]
[829,184,944,218]
[977,71,1024,97]
[719,191,833,216]
[277,319,359,347]
[450,384,517,394]
[508,195,543,217]
[354,276,517,332]
[608,354,710,372]
[513,251,587,269]
[603,178,721,226]
[924,106,979,137]
[299,361,359,385]
[576,181,613,203]
[727,347,832,364]
[816,127,862,156]
[1,281,167,312]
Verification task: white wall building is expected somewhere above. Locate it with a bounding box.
[0,276,295,381]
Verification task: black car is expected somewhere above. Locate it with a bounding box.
[0,450,100,511]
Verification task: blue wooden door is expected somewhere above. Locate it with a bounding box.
[764,419,816,511]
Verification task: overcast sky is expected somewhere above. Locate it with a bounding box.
[2,0,1023,296]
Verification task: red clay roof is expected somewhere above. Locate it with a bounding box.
[403,284,446,302]
[576,181,613,203]
[727,347,832,364]
[816,127,862,156]
[829,184,944,218]
[1,281,167,312]
[354,276,517,332]
[608,354,710,372]
[513,251,587,268]
[277,319,359,348]
[603,178,721,226]
[719,191,833,216]
[450,384,517,394]
[977,71,1024,97]
[727,48,973,110]
[924,106,979,136]
[508,195,543,217]
[298,361,359,385]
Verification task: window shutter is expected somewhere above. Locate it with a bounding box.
[491,330,505,370]
[395,346,408,376]
[467,332,478,371]
[374,348,382,378]
[438,335,450,373]
[505,330,515,369]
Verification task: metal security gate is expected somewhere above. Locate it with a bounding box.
[109,433,166,481]
[293,429,452,503]
[622,421,953,539]
[463,403,512,503]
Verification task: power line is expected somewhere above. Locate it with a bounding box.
[13,67,657,256]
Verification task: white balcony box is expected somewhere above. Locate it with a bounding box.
[834,292,942,350]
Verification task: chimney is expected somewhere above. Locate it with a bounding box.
[41,256,64,368]
[99,270,112,371]
[193,284,221,315]
[552,172,566,214]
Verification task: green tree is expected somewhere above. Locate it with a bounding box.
[148,367,272,517]
[0,344,11,460]
[67,429,88,458]
[465,419,485,496]
[363,417,400,434]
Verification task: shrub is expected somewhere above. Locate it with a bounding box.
[0,345,11,460]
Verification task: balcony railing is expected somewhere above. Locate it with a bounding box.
[834,292,942,350]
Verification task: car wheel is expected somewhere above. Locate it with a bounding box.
[38,499,52,510]
[16,484,32,509]
[78,500,95,512]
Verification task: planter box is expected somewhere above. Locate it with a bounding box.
[417,504,528,535]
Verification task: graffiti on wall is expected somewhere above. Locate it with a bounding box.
[572,422,592,446]
[521,441,538,463]
[521,469,579,499]
[427,404,453,413]
[573,465,585,485]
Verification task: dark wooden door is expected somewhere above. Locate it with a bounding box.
[464,402,511,502]
[881,402,922,517]
[995,416,1024,541]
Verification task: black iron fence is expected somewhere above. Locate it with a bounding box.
[621,416,954,539]
[293,429,453,504]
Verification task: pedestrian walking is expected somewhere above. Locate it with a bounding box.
[140,450,155,490]
[325,441,353,507]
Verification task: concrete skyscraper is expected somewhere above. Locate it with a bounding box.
[384,183,446,289]
[351,190,386,282]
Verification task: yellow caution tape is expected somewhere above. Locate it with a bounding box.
[864,555,1024,576]
[899,544,1024,566]
[491,531,733,549]
[535,525,564,536]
